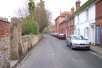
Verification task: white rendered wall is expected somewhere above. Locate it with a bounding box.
[74,5,95,44]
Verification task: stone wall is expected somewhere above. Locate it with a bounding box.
[21,34,43,54]
[10,24,21,60]
[0,21,43,68]
[10,24,44,60]
[0,34,43,68]
[0,37,10,68]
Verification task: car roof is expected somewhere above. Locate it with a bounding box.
[70,35,82,36]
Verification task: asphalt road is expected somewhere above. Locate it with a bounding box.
[19,35,102,68]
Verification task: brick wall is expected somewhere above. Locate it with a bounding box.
[59,21,68,35]
[54,16,65,33]
[70,17,74,35]
[68,18,74,36]
[96,0,102,44]
[0,20,10,37]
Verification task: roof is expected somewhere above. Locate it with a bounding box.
[60,11,72,16]
[71,0,98,17]
[55,11,72,20]
[0,20,10,23]
[60,0,99,24]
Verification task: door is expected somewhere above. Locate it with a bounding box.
[97,26,100,44]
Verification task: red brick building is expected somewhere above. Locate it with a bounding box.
[54,10,73,33]
[58,0,80,37]
[59,16,75,37]
[0,20,10,37]
[96,0,102,44]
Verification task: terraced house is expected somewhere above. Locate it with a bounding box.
[74,0,97,45]
[54,0,102,45]
[96,0,102,44]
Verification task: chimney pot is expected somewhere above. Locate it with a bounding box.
[71,7,74,14]
[76,0,81,10]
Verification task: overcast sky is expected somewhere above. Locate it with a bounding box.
[0,0,88,23]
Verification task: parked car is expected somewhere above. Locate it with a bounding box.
[66,35,90,50]
[57,34,66,39]
[51,33,54,36]
[54,33,58,37]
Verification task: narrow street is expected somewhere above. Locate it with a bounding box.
[19,35,102,68]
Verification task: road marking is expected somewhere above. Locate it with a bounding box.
[89,50,102,59]
[16,44,40,68]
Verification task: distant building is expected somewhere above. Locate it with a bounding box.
[0,20,10,37]
[54,10,73,33]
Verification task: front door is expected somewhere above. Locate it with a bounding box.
[97,26,100,44]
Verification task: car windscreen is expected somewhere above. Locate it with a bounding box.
[71,35,86,40]
[59,34,64,35]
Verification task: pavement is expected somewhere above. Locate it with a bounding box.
[10,60,18,68]
[10,45,102,68]
[90,45,102,56]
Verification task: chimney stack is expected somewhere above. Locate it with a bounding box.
[76,0,81,10]
[71,7,75,14]
[60,10,62,15]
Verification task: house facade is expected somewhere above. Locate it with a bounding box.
[95,0,102,44]
[59,1,79,38]
[74,0,99,44]
[54,11,72,33]
[60,16,75,38]
[54,0,102,45]
[54,16,65,33]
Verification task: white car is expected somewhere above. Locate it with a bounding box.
[66,35,90,50]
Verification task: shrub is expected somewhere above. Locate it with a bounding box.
[21,20,39,35]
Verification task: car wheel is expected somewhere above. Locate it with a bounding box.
[71,45,74,50]
[70,44,74,50]
[66,41,68,46]
[87,47,90,50]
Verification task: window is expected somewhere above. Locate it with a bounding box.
[71,35,86,40]
[68,20,70,26]
[86,27,90,39]
[71,19,74,26]
[78,15,80,22]
[74,29,77,34]
[78,28,80,35]
[86,9,89,19]
[86,27,88,37]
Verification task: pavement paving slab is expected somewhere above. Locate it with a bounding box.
[10,60,18,68]
[90,45,102,56]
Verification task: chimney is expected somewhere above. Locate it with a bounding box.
[71,7,75,14]
[76,0,81,10]
[8,16,11,22]
[60,10,62,15]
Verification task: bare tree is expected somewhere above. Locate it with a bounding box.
[15,0,29,19]
[36,0,52,33]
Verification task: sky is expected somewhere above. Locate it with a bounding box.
[0,0,88,23]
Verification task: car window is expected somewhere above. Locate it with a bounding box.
[71,35,86,40]
[60,34,64,35]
